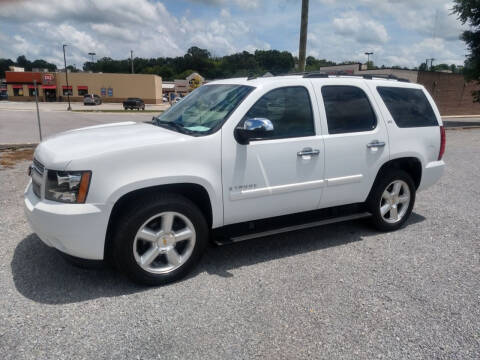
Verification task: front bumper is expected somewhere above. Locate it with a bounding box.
[418,160,445,191]
[24,181,109,260]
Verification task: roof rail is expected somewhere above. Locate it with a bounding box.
[360,74,410,82]
[303,72,329,78]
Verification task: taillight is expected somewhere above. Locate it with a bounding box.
[438,126,446,160]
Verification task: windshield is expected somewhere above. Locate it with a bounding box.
[154,84,253,135]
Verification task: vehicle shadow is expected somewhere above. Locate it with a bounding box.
[11,213,425,305]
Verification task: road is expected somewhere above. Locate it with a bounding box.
[0,108,157,144]
[0,103,479,144]
[0,129,479,359]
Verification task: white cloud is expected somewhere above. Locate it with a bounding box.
[0,0,466,70]
[187,0,261,10]
[0,0,269,67]
[333,12,389,44]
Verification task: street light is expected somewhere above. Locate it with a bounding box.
[365,52,373,66]
[63,44,71,111]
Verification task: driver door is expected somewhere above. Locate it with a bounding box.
[221,83,325,225]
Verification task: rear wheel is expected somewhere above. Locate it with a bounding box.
[367,170,415,231]
[112,193,208,285]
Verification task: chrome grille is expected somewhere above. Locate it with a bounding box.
[31,158,45,198]
[32,158,45,174]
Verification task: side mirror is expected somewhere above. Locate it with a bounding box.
[234,118,274,145]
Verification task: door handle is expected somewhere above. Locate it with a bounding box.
[366,140,386,148]
[297,147,320,157]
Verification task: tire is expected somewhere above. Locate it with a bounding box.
[112,193,208,285]
[367,169,416,231]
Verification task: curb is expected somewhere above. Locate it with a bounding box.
[442,115,480,119]
[0,143,38,151]
[445,126,480,130]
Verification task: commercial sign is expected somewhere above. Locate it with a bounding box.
[101,87,106,96]
[42,73,55,85]
[108,88,113,97]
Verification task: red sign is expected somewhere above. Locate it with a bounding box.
[42,73,55,85]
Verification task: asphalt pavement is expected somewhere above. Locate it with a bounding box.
[0,107,158,144]
[0,129,479,359]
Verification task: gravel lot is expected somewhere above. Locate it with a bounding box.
[0,129,479,359]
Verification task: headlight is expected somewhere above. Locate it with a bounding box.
[45,170,92,203]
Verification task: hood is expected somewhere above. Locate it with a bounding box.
[34,121,189,169]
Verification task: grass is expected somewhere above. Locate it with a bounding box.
[0,148,34,169]
[73,109,163,113]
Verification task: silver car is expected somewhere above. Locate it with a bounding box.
[83,94,102,105]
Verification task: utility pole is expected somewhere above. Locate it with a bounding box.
[63,44,71,111]
[33,80,42,141]
[427,58,435,71]
[298,0,309,72]
[130,50,134,74]
[365,52,373,67]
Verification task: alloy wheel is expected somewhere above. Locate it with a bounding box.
[379,180,411,224]
[133,211,196,274]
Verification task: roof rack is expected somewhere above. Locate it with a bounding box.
[247,71,410,83]
[303,73,329,78]
[301,71,410,83]
[360,74,410,82]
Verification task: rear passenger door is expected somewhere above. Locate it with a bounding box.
[313,81,390,207]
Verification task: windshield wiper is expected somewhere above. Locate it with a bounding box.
[154,119,194,135]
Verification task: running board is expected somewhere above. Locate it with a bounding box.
[214,212,371,245]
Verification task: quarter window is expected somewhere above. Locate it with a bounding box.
[321,85,376,134]
[377,87,438,127]
[242,86,315,139]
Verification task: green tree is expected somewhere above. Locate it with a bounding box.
[16,55,31,69]
[0,58,14,77]
[453,0,480,100]
[419,62,428,71]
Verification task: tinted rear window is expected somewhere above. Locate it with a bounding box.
[377,87,438,127]
[321,85,376,134]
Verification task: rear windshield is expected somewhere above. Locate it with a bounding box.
[377,87,438,127]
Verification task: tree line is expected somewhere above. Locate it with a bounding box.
[0,46,463,80]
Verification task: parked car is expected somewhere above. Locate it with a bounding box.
[174,96,183,103]
[0,92,8,101]
[162,96,168,103]
[25,74,445,285]
[83,94,102,105]
[123,97,145,110]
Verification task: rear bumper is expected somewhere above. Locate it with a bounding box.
[418,160,445,191]
[23,181,109,260]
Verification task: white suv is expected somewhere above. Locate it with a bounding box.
[24,74,446,285]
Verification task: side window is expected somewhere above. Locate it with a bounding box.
[377,87,438,127]
[321,85,376,134]
[242,86,315,139]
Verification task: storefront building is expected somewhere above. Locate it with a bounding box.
[6,71,163,104]
[5,71,57,102]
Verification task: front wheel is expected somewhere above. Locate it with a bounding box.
[112,193,208,285]
[367,169,416,231]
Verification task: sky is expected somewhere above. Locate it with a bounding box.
[0,0,468,69]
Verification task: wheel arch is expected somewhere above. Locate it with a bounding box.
[368,157,422,199]
[104,183,214,263]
